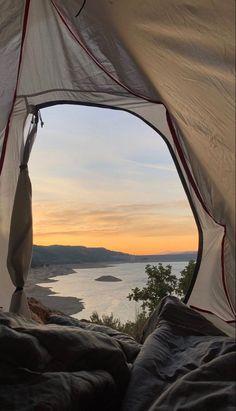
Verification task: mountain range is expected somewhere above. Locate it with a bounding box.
[32,245,197,267]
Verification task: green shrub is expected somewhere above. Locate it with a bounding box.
[176,259,196,297]
[127,263,177,313]
[89,310,148,342]
[90,260,196,341]
[90,311,123,330]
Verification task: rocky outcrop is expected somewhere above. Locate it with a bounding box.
[95,275,122,282]
[28,297,64,323]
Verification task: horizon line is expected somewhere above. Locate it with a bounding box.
[33,243,197,256]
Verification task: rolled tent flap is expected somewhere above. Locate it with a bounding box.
[7,120,37,318]
[9,288,31,318]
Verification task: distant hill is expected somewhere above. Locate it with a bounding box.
[133,252,197,263]
[32,245,197,267]
[32,245,131,267]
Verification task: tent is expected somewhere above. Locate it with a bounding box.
[0,0,235,325]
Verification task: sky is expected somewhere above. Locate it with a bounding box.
[29,105,198,255]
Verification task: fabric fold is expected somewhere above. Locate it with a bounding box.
[7,119,37,318]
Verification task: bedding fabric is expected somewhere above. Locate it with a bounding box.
[0,312,140,411]
[122,297,236,411]
[0,297,235,410]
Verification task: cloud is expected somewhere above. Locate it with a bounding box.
[33,200,197,243]
[123,159,176,172]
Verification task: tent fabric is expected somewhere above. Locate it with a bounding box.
[7,120,37,318]
[0,1,235,322]
[0,1,26,159]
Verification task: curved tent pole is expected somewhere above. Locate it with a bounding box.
[7,112,38,318]
[49,0,235,318]
[35,99,203,308]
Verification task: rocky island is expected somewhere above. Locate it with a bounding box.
[95,275,122,282]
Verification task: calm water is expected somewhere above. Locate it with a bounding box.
[40,261,187,322]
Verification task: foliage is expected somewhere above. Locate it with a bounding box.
[127,260,196,314]
[90,311,123,330]
[176,259,196,297]
[121,311,148,341]
[127,263,178,313]
[89,310,148,342]
[89,260,196,341]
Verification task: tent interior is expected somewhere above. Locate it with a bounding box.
[0,1,235,410]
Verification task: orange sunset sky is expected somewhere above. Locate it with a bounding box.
[29,106,198,255]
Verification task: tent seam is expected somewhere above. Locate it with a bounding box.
[17,89,136,98]
[50,0,162,105]
[221,227,235,315]
[0,0,31,176]
[33,103,232,319]
[166,111,224,225]
[1,2,232,320]
[166,111,235,318]
[51,0,226,229]
[190,305,235,323]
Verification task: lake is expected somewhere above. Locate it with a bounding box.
[40,261,188,322]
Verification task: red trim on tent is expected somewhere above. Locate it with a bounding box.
[0,0,31,176]
[221,227,236,315]
[166,111,224,226]
[51,0,161,105]
[190,305,236,323]
[51,0,226,228]
[0,0,233,322]
[166,111,235,318]
[50,0,236,321]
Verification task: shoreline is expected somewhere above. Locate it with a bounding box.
[25,263,111,316]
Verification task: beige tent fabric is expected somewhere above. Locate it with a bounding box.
[0,98,27,310]
[0,0,235,321]
[7,121,37,318]
[131,105,234,321]
[0,1,26,157]
[9,289,31,318]
[7,168,32,318]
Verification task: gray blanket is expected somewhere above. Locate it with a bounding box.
[1,298,235,410]
[0,312,140,411]
[122,297,236,411]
